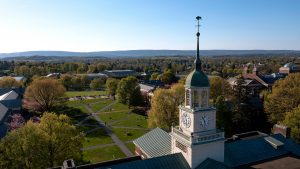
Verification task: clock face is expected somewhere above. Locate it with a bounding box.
[181,112,191,128]
[200,116,209,129]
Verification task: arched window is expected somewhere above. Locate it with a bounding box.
[201,90,207,108]
[185,90,190,106]
[193,90,199,108]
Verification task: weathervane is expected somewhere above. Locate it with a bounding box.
[196,16,202,35]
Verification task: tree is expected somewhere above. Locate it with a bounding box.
[148,84,184,131]
[129,86,144,108]
[24,78,66,112]
[60,74,73,90]
[0,76,21,88]
[216,96,232,137]
[209,76,232,103]
[0,112,84,169]
[282,105,300,143]
[265,73,300,123]
[231,77,252,133]
[150,72,160,80]
[90,78,105,90]
[158,69,176,84]
[7,113,25,131]
[106,78,119,96]
[116,76,137,105]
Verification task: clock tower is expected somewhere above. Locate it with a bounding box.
[171,16,225,169]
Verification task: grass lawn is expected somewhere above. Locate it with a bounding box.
[91,99,114,112]
[112,128,148,142]
[83,128,114,148]
[82,118,99,125]
[111,113,148,128]
[126,142,136,154]
[110,102,130,111]
[65,90,106,98]
[98,111,131,124]
[83,146,126,163]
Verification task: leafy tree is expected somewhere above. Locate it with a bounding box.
[283,105,300,143]
[117,76,138,106]
[157,69,176,84]
[216,96,232,137]
[209,76,232,103]
[90,78,105,90]
[24,78,66,112]
[0,112,84,169]
[97,63,107,72]
[231,77,252,132]
[87,64,97,73]
[148,84,184,131]
[265,73,300,123]
[116,76,138,105]
[8,113,25,131]
[129,86,144,108]
[150,72,160,80]
[71,76,84,91]
[60,74,73,90]
[106,78,119,96]
[79,75,90,88]
[0,76,21,88]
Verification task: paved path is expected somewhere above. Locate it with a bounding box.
[92,112,134,157]
[84,102,134,157]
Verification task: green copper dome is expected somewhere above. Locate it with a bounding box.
[185,69,209,88]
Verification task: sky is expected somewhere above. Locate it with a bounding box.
[0,0,299,53]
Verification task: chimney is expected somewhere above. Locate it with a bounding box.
[63,159,76,169]
[272,124,291,138]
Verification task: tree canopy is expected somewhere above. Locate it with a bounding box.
[0,112,84,169]
[282,105,300,143]
[148,83,184,131]
[24,78,66,112]
[0,76,22,88]
[265,73,300,123]
[106,78,119,96]
[209,76,232,103]
[116,76,138,106]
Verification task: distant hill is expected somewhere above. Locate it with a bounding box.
[0,50,300,58]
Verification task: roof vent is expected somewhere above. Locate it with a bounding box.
[264,136,284,149]
[63,159,75,169]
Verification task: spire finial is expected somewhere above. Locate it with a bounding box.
[195,16,202,71]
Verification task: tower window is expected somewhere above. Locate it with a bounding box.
[193,90,199,108]
[186,90,190,106]
[201,90,207,107]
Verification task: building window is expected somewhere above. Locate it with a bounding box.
[193,90,199,108]
[201,90,207,108]
[176,140,187,153]
[186,90,190,106]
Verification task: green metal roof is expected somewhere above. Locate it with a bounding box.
[195,158,230,169]
[185,70,209,88]
[133,128,171,158]
[97,153,190,169]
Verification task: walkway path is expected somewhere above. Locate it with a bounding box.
[92,112,134,157]
[84,102,134,157]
